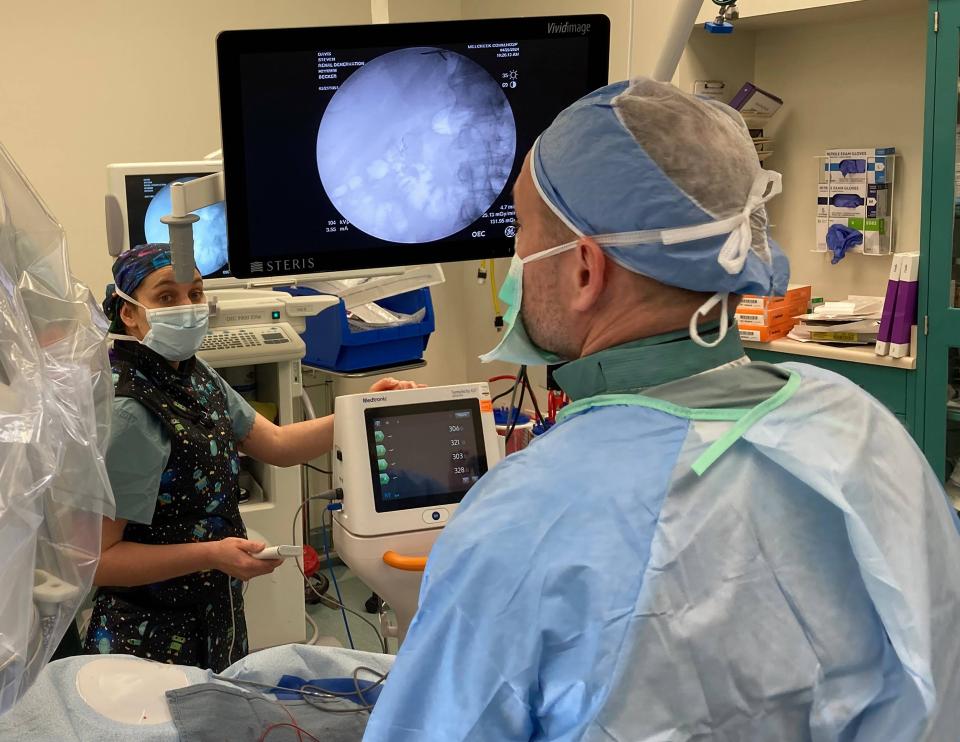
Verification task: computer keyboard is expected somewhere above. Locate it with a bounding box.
[198,324,304,366]
[200,328,264,352]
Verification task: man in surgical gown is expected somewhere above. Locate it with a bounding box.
[364,79,960,741]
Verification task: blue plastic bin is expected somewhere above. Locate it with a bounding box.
[279,286,435,372]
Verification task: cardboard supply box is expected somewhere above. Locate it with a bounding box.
[816,182,890,219]
[729,83,783,121]
[822,147,895,184]
[735,299,807,327]
[816,216,890,256]
[739,284,812,310]
[737,317,797,343]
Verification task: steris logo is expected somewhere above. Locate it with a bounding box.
[547,21,591,34]
[266,258,316,272]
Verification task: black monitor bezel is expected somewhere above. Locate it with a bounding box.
[364,398,489,513]
[216,15,610,279]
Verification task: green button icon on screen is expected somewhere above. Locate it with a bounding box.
[378,459,388,472]
[380,473,390,485]
[375,431,385,443]
[376,444,386,457]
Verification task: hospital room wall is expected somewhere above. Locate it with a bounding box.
[679,6,927,300]
[0,0,371,296]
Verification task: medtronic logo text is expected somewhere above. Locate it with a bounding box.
[362,396,387,403]
[547,21,591,34]
[266,258,316,272]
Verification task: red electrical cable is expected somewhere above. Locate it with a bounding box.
[259,722,322,742]
[260,700,307,742]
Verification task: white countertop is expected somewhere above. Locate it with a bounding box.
[743,338,917,370]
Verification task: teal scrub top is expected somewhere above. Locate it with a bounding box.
[104,359,257,525]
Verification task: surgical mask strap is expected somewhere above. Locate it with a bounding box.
[522,239,580,265]
[689,292,729,349]
[113,287,145,309]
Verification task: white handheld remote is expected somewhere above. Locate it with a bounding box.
[251,545,302,560]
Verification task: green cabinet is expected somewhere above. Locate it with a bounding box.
[921,0,960,486]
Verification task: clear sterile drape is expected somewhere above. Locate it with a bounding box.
[0,141,114,715]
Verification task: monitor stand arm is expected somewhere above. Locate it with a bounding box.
[162,171,225,283]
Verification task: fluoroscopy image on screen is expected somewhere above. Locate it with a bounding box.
[217,16,610,278]
[143,178,229,276]
[316,47,516,244]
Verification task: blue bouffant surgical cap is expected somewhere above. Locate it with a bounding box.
[530,78,789,297]
[102,243,173,332]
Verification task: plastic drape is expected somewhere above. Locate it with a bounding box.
[0,141,114,715]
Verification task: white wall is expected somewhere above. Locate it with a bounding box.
[381,0,463,22]
[0,0,372,297]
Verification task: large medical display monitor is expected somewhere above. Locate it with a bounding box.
[217,16,610,279]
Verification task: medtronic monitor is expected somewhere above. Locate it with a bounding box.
[106,161,233,282]
[333,384,501,537]
[216,16,610,279]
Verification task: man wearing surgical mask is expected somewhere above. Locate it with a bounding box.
[365,80,960,741]
[85,243,420,672]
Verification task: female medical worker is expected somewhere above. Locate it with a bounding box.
[83,244,419,672]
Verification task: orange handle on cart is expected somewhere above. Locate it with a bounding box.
[382,551,428,572]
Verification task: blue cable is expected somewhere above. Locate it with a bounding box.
[321,503,356,650]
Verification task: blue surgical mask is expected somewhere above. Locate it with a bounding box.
[479,240,577,366]
[110,288,209,362]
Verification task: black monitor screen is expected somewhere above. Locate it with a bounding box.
[124,173,232,280]
[217,16,610,278]
[365,399,489,513]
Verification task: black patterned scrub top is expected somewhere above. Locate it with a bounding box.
[83,341,257,672]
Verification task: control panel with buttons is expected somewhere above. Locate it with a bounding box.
[197,323,305,367]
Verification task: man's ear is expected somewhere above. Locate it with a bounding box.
[569,238,607,313]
